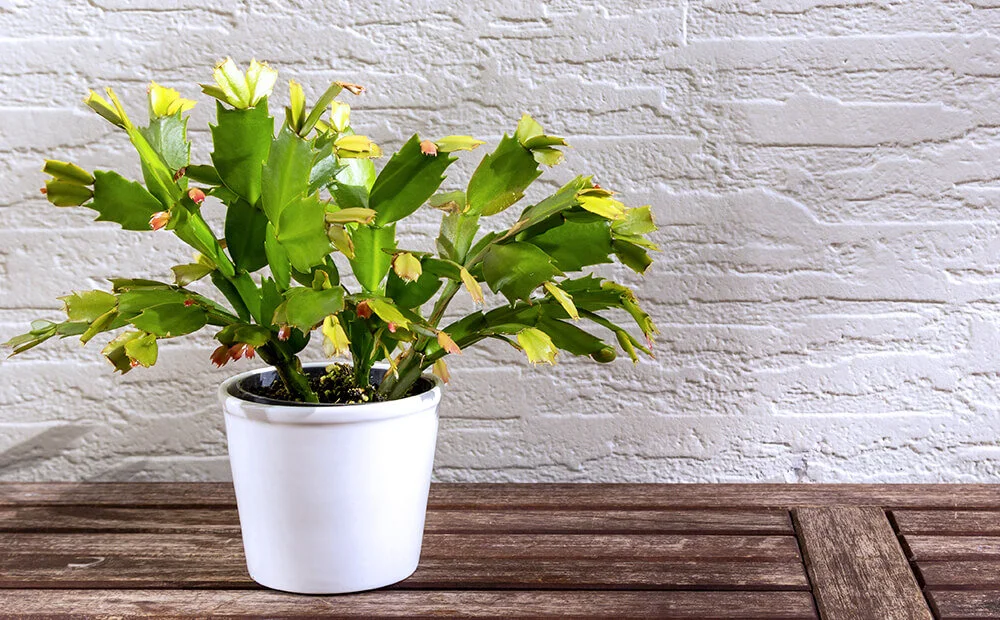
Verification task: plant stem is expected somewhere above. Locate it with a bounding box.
[210,272,252,323]
[428,281,461,328]
[258,343,319,403]
[377,277,468,400]
[375,280,461,400]
[274,357,319,403]
[378,349,426,400]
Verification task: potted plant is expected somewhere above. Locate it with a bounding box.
[6,58,659,594]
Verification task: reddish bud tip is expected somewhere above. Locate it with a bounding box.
[356,301,373,319]
[130,359,140,368]
[387,322,397,333]
[593,183,602,189]
[149,211,171,231]
[183,299,195,307]
[245,345,255,359]
[277,325,291,341]
[420,140,438,156]
[188,188,206,204]
[210,344,230,367]
[40,187,47,195]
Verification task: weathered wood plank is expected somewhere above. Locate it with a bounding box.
[431,484,1000,510]
[929,590,1000,619]
[0,531,799,561]
[0,555,250,589]
[906,536,1000,560]
[3,483,1000,509]
[795,506,932,620]
[0,483,237,507]
[0,507,240,533]
[0,532,244,557]
[429,509,795,535]
[917,561,1000,588]
[0,531,808,590]
[0,531,799,562]
[895,511,1000,536]
[0,589,819,618]
[0,557,810,590]
[422,533,801,561]
[406,559,810,591]
[0,506,793,535]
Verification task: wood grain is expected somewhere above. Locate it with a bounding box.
[928,590,1000,619]
[426,508,794,535]
[917,561,1000,588]
[0,483,237,507]
[894,511,1000,536]
[906,536,1000,560]
[0,531,808,590]
[0,531,799,561]
[420,533,801,561]
[406,559,810,590]
[0,506,793,535]
[0,557,810,590]
[0,506,241,533]
[19,483,1000,617]
[3,483,1000,509]
[0,589,820,618]
[796,506,932,620]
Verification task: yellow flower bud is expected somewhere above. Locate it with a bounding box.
[517,327,557,365]
[433,358,451,384]
[393,252,423,282]
[321,315,350,357]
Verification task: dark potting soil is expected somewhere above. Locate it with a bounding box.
[237,363,431,406]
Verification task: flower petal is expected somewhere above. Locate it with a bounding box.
[437,330,462,355]
[517,327,557,365]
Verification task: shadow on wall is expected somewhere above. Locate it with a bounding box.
[0,425,94,477]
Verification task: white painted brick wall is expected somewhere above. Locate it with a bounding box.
[2,0,999,482]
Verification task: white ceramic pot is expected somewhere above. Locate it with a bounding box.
[218,362,442,594]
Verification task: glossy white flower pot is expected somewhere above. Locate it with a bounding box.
[219,363,441,594]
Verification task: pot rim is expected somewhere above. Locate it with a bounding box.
[219,362,443,425]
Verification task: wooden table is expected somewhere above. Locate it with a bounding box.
[0,484,998,618]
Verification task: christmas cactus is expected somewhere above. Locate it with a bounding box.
[6,58,659,403]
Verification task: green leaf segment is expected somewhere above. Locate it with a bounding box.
[9,58,660,404]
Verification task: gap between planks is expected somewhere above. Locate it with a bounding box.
[4,483,1000,509]
[0,506,794,536]
[0,532,802,562]
[0,559,811,591]
[0,589,819,619]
